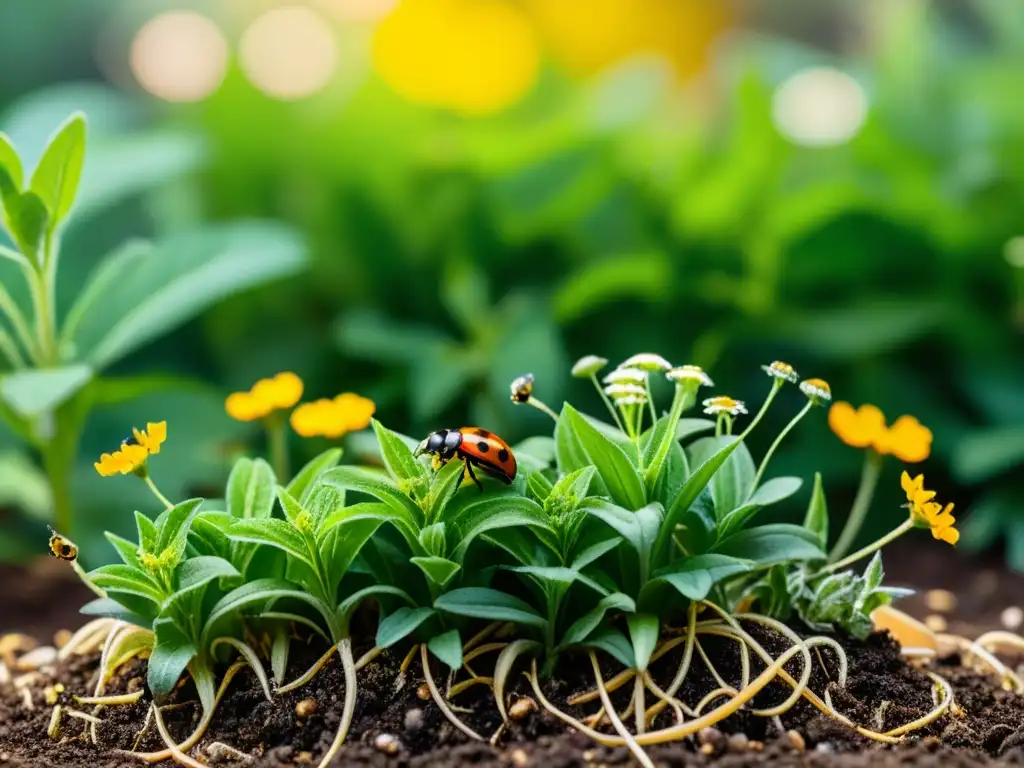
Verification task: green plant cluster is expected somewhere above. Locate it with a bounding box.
[71,355,921,764]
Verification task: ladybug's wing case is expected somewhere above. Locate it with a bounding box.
[457,427,516,482]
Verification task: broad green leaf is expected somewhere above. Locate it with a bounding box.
[548,466,596,506]
[417,523,446,557]
[803,473,829,550]
[376,607,436,648]
[676,419,716,442]
[73,221,306,370]
[411,556,461,588]
[165,556,239,612]
[718,478,803,541]
[714,524,826,566]
[655,436,741,565]
[452,496,556,563]
[513,436,556,469]
[323,516,385,585]
[428,629,463,670]
[228,518,316,571]
[509,565,608,597]
[0,132,23,189]
[336,585,415,628]
[202,578,333,643]
[79,597,152,628]
[4,190,48,263]
[29,112,86,227]
[434,588,546,627]
[570,536,622,571]
[89,564,164,604]
[135,511,157,553]
[560,592,635,648]
[627,614,659,670]
[322,466,423,529]
[564,404,645,510]
[688,436,755,520]
[644,554,753,602]
[155,498,204,567]
[320,500,421,554]
[276,486,307,527]
[426,457,466,521]
[0,364,92,418]
[286,448,343,505]
[584,501,661,583]
[527,470,554,503]
[148,622,196,700]
[226,458,276,520]
[373,419,428,485]
[104,532,142,568]
[584,628,634,669]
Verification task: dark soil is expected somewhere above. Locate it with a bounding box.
[2,541,1023,767]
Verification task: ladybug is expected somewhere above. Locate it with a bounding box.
[47,528,78,562]
[415,427,517,491]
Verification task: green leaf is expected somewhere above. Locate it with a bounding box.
[228,518,316,571]
[676,419,716,442]
[548,466,596,506]
[276,485,308,527]
[286,448,343,505]
[29,112,86,227]
[803,473,829,550]
[0,364,92,418]
[165,556,239,612]
[135,511,157,553]
[0,131,24,190]
[226,458,276,520]
[322,466,423,531]
[373,419,428,485]
[560,592,635,649]
[148,622,196,701]
[428,629,463,670]
[154,498,204,567]
[104,532,141,568]
[72,221,306,370]
[553,252,671,323]
[79,597,151,628]
[645,554,753,601]
[564,404,645,510]
[434,588,546,627]
[202,579,333,643]
[655,436,741,565]
[376,607,436,648]
[569,536,622,571]
[627,614,659,670]
[583,628,634,669]
[4,190,48,262]
[323,517,385,589]
[527,471,554,503]
[411,556,461,588]
[452,496,556,563]
[89,564,164,604]
[320,501,420,554]
[718,477,804,541]
[714,524,826,566]
[688,436,755,520]
[426,457,466,521]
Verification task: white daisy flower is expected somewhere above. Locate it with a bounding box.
[762,361,799,384]
[613,394,648,406]
[619,353,672,372]
[666,365,714,388]
[799,378,832,405]
[702,396,748,416]
[604,383,647,398]
[603,368,646,385]
[571,355,609,378]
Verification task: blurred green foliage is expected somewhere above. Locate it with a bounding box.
[0,1,1022,570]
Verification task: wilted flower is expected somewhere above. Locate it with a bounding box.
[799,378,831,405]
[619,353,672,372]
[666,365,714,388]
[571,355,608,378]
[510,373,535,404]
[603,368,646,385]
[762,361,799,384]
[702,396,747,416]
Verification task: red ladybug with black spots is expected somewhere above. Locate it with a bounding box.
[414,427,517,491]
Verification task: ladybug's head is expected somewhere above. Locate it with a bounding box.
[415,429,459,459]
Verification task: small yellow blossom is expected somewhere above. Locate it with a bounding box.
[876,415,932,463]
[226,372,304,422]
[799,378,832,405]
[828,402,886,449]
[762,361,799,384]
[290,393,376,439]
[901,472,958,546]
[703,396,747,416]
[94,422,166,477]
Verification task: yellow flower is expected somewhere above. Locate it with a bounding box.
[373,0,540,115]
[876,415,932,463]
[226,372,304,422]
[702,396,747,416]
[132,422,167,455]
[799,378,832,405]
[901,472,958,546]
[762,361,799,384]
[94,442,149,477]
[290,393,376,439]
[828,402,886,449]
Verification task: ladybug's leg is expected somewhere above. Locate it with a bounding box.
[464,459,484,493]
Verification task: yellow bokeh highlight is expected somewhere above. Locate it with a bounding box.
[373,0,540,115]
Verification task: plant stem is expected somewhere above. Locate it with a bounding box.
[267,420,289,481]
[527,397,559,423]
[747,400,813,497]
[738,379,783,440]
[644,373,657,426]
[43,445,73,537]
[590,374,625,433]
[828,450,884,562]
[72,560,107,598]
[28,235,59,365]
[144,475,174,510]
[819,518,914,575]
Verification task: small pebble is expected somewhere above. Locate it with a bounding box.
[815,742,835,754]
[374,733,401,755]
[0,634,37,666]
[404,708,425,732]
[416,684,431,701]
[727,733,749,752]
[15,646,58,671]
[748,740,764,752]
[698,726,725,752]
[1001,606,1024,632]
[582,749,596,762]
[924,614,948,633]
[509,696,537,720]
[294,751,314,765]
[295,698,318,719]
[510,748,530,766]
[786,730,806,753]
[699,743,715,756]
[53,629,73,650]
[925,589,957,613]
[0,662,10,685]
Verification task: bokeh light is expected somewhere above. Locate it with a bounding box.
[372,0,540,116]
[239,6,339,100]
[1005,236,1024,269]
[320,0,399,22]
[772,66,868,147]
[129,12,228,102]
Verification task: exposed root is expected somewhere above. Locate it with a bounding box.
[642,671,685,726]
[449,676,493,697]
[276,643,336,694]
[463,622,505,653]
[492,639,541,726]
[355,646,381,671]
[421,643,484,741]
[151,704,207,768]
[315,639,359,768]
[211,638,273,701]
[590,652,654,768]
[58,619,119,661]
[883,671,954,737]
[75,690,145,706]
